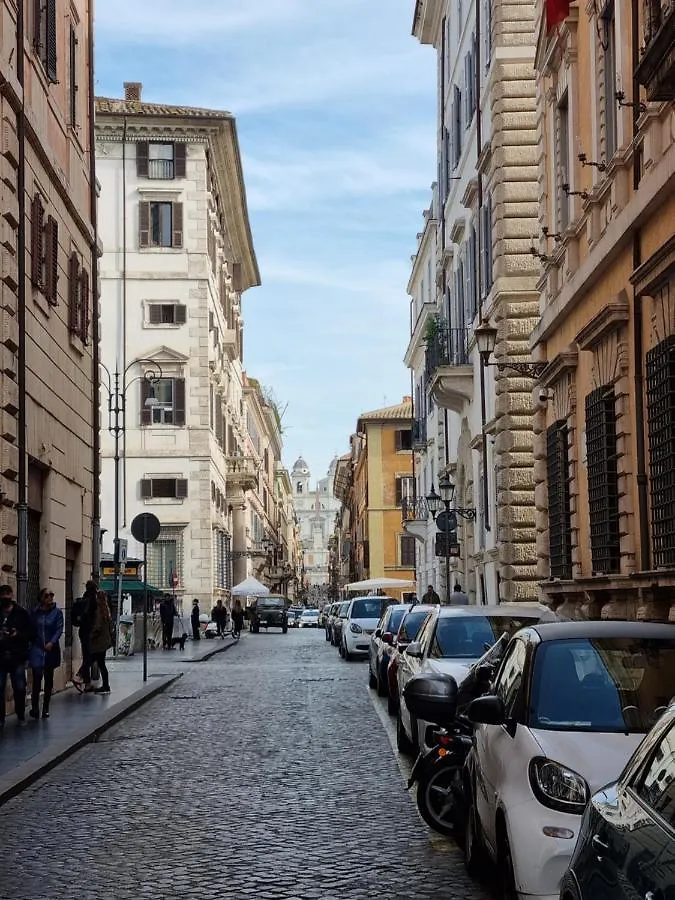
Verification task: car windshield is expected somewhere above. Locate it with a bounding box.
[257,599,285,609]
[302,610,318,617]
[386,609,407,634]
[398,609,430,643]
[430,615,537,659]
[351,598,387,619]
[530,637,675,733]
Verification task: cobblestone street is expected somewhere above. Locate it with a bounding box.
[0,630,486,900]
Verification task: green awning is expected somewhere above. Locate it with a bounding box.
[99,578,164,596]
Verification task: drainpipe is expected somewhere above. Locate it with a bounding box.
[121,115,128,527]
[88,0,101,578]
[16,0,27,605]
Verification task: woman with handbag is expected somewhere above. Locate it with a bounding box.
[90,590,113,695]
[29,588,64,719]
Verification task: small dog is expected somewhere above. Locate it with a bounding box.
[170,634,187,650]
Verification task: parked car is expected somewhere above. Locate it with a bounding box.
[299,609,320,628]
[464,620,675,900]
[331,600,350,647]
[286,608,303,628]
[386,605,436,715]
[560,701,675,900]
[324,602,339,641]
[249,595,288,634]
[340,596,394,660]
[318,606,332,628]
[397,604,555,754]
[368,604,411,696]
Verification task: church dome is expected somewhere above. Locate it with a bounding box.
[292,455,310,474]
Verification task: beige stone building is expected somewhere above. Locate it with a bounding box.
[0,0,98,665]
[409,0,539,603]
[530,0,675,620]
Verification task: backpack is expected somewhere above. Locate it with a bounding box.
[71,596,86,628]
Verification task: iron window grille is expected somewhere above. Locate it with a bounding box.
[646,336,675,568]
[585,386,620,574]
[546,420,572,579]
[146,527,184,589]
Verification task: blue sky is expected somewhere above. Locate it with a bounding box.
[95,0,436,481]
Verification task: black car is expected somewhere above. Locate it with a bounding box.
[561,703,675,900]
[250,596,288,634]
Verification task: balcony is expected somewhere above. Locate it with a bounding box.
[425,327,473,413]
[224,456,258,492]
[147,159,175,179]
[412,418,428,450]
[636,0,675,100]
[401,496,430,543]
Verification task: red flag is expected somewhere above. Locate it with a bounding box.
[546,0,570,32]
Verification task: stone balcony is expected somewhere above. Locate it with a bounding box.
[224,456,258,492]
[425,327,473,413]
[401,496,430,543]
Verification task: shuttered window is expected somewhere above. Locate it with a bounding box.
[30,194,44,289]
[139,202,184,248]
[147,303,187,325]
[140,478,189,500]
[480,196,493,298]
[646,336,675,568]
[34,0,58,81]
[395,476,414,507]
[68,252,80,333]
[44,216,58,305]
[69,22,78,126]
[400,535,416,568]
[585,386,620,573]
[78,267,89,343]
[136,142,186,179]
[395,429,413,451]
[546,420,573,579]
[140,377,186,426]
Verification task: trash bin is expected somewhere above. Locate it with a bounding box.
[118,615,135,656]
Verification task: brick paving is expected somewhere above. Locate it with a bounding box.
[0,629,486,900]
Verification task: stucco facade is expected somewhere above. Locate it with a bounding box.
[409,0,539,604]
[530,0,675,620]
[0,0,97,684]
[95,84,260,611]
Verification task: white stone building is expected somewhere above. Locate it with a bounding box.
[406,1,539,604]
[291,456,341,595]
[95,83,260,611]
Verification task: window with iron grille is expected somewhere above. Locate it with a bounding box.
[546,420,572,579]
[147,527,184,589]
[646,336,675,567]
[213,530,232,590]
[585,386,620,573]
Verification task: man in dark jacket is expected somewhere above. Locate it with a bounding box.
[191,599,201,641]
[211,599,227,637]
[72,580,97,686]
[159,596,178,649]
[0,584,33,725]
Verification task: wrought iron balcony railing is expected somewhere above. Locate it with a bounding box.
[148,159,175,179]
[425,327,471,384]
[401,496,429,524]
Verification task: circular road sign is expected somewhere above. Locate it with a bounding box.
[435,510,458,534]
[130,512,161,544]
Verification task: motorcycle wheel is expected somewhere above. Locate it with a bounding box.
[416,765,463,836]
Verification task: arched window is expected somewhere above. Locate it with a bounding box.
[297,482,303,493]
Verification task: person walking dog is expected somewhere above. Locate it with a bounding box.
[29,588,63,719]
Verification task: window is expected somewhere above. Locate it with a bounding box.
[603,2,618,160]
[452,85,463,167]
[484,0,493,68]
[480,197,493,298]
[30,196,58,304]
[637,723,675,828]
[147,303,187,326]
[139,477,188,500]
[68,22,78,126]
[495,639,527,717]
[557,92,570,230]
[30,194,44,289]
[136,142,186,180]
[400,534,415,567]
[146,526,184,589]
[395,476,415,507]
[140,377,185,426]
[546,419,572,579]
[646,335,675,567]
[34,0,57,82]
[213,530,232,590]
[467,225,478,321]
[139,201,183,248]
[585,386,620,573]
[464,40,476,127]
[395,428,413,451]
[43,216,58,305]
[297,482,303,493]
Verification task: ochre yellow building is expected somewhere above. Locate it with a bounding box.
[530,0,675,619]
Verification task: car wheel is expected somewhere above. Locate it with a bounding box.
[338,641,345,658]
[396,711,415,756]
[376,661,389,697]
[387,690,398,716]
[368,664,377,689]
[464,786,487,877]
[325,628,330,642]
[498,825,518,900]
[343,642,353,662]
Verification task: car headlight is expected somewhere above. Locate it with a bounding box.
[528,756,589,815]
[349,623,362,634]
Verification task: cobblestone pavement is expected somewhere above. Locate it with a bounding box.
[0,629,487,900]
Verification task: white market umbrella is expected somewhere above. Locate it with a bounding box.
[345,577,417,592]
[231,576,270,597]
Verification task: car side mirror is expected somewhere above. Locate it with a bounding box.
[382,632,393,645]
[467,694,507,726]
[406,641,423,659]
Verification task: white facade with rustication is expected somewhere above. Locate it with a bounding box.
[407,0,539,604]
[95,84,260,611]
[292,456,341,595]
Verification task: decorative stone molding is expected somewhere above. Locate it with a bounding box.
[539,347,579,393]
[574,292,630,351]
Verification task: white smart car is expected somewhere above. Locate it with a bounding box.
[298,609,320,628]
[339,595,394,660]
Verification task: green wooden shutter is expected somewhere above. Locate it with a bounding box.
[136,142,149,177]
[139,201,150,247]
[173,378,186,426]
[172,203,183,248]
[173,143,186,177]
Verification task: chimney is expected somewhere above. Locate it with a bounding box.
[124,82,143,102]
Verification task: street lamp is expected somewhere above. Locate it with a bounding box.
[99,358,163,649]
[425,477,477,604]
[474,319,548,379]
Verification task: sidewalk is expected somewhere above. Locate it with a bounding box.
[0,633,242,807]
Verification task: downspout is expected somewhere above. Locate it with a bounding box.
[409,299,417,583]
[89,0,101,578]
[16,0,27,605]
[122,116,128,527]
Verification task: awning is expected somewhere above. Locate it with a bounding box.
[99,578,164,596]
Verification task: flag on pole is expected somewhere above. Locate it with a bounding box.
[546,0,570,32]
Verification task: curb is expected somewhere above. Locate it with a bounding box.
[0,672,182,808]
[185,634,243,662]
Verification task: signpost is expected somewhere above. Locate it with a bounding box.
[114,538,128,654]
[130,513,161,682]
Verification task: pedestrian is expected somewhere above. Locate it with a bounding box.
[28,588,64,719]
[72,580,97,690]
[211,599,226,637]
[423,584,441,604]
[231,599,244,639]
[191,599,201,641]
[159,595,178,649]
[451,583,470,605]
[89,590,113,695]
[0,584,33,727]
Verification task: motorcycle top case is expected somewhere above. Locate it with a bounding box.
[403,673,458,725]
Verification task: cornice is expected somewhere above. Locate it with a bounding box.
[539,346,579,388]
[575,293,630,350]
[631,234,675,295]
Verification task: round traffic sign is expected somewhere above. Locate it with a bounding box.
[435,510,458,534]
[130,512,161,544]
